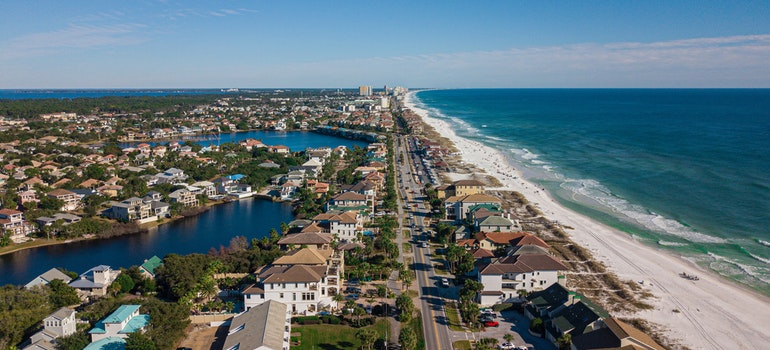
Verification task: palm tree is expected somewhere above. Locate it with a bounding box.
[333,293,345,310]
[503,333,514,344]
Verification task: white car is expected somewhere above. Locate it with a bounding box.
[440,278,450,287]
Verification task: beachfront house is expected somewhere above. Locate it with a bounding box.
[475,231,550,253]
[444,193,502,222]
[223,300,291,350]
[477,254,569,305]
[571,317,665,350]
[277,232,334,250]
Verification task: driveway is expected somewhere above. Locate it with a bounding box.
[448,310,555,350]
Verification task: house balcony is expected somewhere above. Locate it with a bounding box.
[309,284,318,291]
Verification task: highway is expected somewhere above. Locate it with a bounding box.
[395,134,453,350]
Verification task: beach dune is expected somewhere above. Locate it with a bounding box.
[404,91,770,350]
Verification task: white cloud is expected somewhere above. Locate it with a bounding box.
[252,35,770,87]
[0,23,147,60]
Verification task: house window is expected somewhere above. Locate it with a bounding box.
[293,293,296,301]
[280,293,284,299]
[246,294,251,299]
[302,292,315,301]
[282,283,286,288]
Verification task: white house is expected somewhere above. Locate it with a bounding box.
[311,211,362,241]
[69,265,121,299]
[23,307,77,350]
[89,305,150,341]
[478,254,568,306]
[243,248,342,315]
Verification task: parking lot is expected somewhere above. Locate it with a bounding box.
[449,310,554,350]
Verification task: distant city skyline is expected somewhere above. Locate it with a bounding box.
[1,1,769,88]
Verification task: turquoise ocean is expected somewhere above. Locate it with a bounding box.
[412,89,770,295]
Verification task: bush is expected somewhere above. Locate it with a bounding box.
[347,316,376,328]
[320,315,342,324]
[292,316,321,325]
[492,303,514,312]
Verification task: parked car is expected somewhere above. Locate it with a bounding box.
[421,242,428,248]
[345,287,362,294]
[440,278,450,287]
[483,320,499,327]
[498,343,514,350]
[318,311,331,316]
[345,294,359,300]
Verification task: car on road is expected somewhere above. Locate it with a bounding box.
[421,242,428,248]
[483,320,499,327]
[440,278,450,287]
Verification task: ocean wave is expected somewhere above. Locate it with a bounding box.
[758,239,770,248]
[658,240,688,247]
[749,253,770,265]
[707,252,770,285]
[560,178,727,244]
[511,148,539,160]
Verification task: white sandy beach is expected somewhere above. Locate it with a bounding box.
[404,91,770,349]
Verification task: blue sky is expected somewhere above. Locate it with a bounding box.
[1,1,769,88]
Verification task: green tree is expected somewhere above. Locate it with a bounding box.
[355,328,378,350]
[557,333,572,350]
[125,331,157,350]
[399,327,417,350]
[39,196,64,211]
[47,279,81,308]
[114,273,136,295]
[396,294,414,323]
[55,331,90,350]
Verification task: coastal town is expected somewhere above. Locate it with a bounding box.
[2,87,667,350]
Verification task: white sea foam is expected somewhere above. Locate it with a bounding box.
[749,253,770,265]
[559,177,728,244]
[707,252,770,284]
[658,240,689,247]
[758,239,770,248]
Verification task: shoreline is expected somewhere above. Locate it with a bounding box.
[404,91,770,349]
[0,199,227,258]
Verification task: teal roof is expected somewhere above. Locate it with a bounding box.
[90,305,147,335]
[140,256,162,276]
[83,337,126,350]
[468,203,502,212]
[121,314,150,333]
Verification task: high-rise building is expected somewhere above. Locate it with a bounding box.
[359,85,372,96]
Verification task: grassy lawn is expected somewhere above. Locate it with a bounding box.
[293,319,390,350]
[403,229,411,238]
[402,290,418,299]
[402,242,412,253]
[443,302,465,332]
[453,340,472,350]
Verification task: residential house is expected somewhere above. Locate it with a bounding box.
[46,189,80,211]
[571,317,664,350]
[88,305,150,342]
[0,209,34,240]
[190,181,217,197]
[139,256,162,279]
[477,215,516,233]
[23,308,77,350]
[103,197,154,223]
[445,193,502,222]
[277,232,334,250]
[18,190,39,206]
[326,192,368,212]
[168,189,199,207]
[243,247,343,314]
[475,231,549,252]
[154,168,187,184]
[311,211,362,241]
[545,298,608,344]
[25,268,73,289]
[280,181,300,200]
[478,254,569,305]
[268,145,290,155]
[223,300,291,350]
[69,265,120,298]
